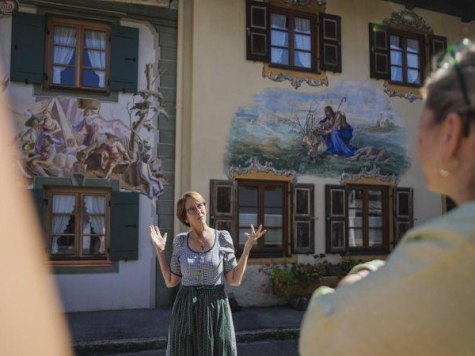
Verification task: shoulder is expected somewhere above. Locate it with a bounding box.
[217,230,234,249]
[173,232,188,247]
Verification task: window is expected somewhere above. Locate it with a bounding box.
[246,0,342,73]
[45,17,110,91]
[11,11,139,93]
[210,179,314,258]
[32,184,140,266]
[326,185,413,255]
[369,23,447,87]
[46,187,110,261]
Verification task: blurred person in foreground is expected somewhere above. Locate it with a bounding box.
[0,88,71,353]
[300,39,475,356]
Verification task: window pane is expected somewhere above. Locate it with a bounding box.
[52,195,76,213]
[84,30,106,50]
[368,215,383,228]
[407,53,419,68]
[295,51,311,68]
[82,235,106,256]
[53,235,75,255]
[390,35,400,49]
[348,215,362,228]
[271,30,288,47]
[84,195,106,214]
[264,186,282,206]
[294,34,311,50]
[391,66,403,82]
[52,66,75,85]
[406,38,419,53]
[271,48,289,65]
[369,229,383,246]
[53,26,77,46]
[83,215,105,234]
[239,228,253,245]
[264,229,282,246]
[349,228,363,247]
[407,69,421,84]
[264,208,282,227]
[82,69,105,88]
[83,49,106,69]
[294,17,310,34]
[348,189,362,209]
[51,215,75,234]
[239,208,257,227]
[368,191,382,209]
[390,50,402,65]
[271,14,287,30]
[239,186,257,206]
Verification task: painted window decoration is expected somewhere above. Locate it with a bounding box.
[228,83,409,177]
[369,23,447,87]
[246,0,341,73]
[46,18,109,91]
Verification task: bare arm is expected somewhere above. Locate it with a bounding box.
[225,224,266,287]
[150,225,181,288]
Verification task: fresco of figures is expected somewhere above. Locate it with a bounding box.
[12,92,166,200]
[227,81,410,177]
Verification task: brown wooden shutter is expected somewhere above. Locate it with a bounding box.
[319,13,342,72]
[209,180,236,237]
[292,183,315,254]
[428,34,447,66]
[369,23,390,80]
[246,0,269,62]
[394,187,413,247]
[325,185,347,254]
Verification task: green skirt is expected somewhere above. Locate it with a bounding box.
[167,284,237,356]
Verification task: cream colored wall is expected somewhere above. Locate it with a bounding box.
[177,0,475,305]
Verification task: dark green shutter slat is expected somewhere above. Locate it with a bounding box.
[369,23,390,80]
[293,184,315,254]
[209,179,235,237]
[429,34,447,65]
[10,12,45,84]
[325,185,347,254]
[31,189,46,229]
[110,191,139,260]
[394,187,413,247]
[246,0,269,62]
[110,25,139,93]
[319,13,342,72]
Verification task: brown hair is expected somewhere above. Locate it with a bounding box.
[176,191,206,227]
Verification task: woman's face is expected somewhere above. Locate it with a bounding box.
[417,106,445,192]
[185,197,207,226]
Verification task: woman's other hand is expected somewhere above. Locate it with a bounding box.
[150,225,167,253]
[244,224,267,248]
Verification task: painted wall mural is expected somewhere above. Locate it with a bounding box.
[227,81,410,177]
[11,77,166,199]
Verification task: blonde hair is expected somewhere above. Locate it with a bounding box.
[422,43,475,133]
[176,191,206,227]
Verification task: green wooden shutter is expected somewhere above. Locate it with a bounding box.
[325,185,347,254]
[292,183,315,254]
[394,187,413,247]
[428,34,447,65]
[31,188,46,230]
[110,25,139,93]
[369,23,390,80]
[319,13,342,72]
[246,0,269,62]
[110,191,139,260]
[209,180,235,235]
[10,12,45,84]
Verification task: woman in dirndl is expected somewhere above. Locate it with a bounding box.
[150,191,266,356]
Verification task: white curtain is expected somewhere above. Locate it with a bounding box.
[271,14,288,65]
[52,26,76,84]
[390,35,403,81]
[84,196,106,253]
[294,17,311,68]
[51,195,76,253]
[84,30,106,88]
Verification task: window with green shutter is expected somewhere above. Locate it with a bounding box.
[10,12,138,93]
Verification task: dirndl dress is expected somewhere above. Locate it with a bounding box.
[166,230,238,356]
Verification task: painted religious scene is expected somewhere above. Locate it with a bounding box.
[11,89,166,199]
[227,81,410,177]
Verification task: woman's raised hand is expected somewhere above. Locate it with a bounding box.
[244,224,267,245]
[150,225,167,253]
